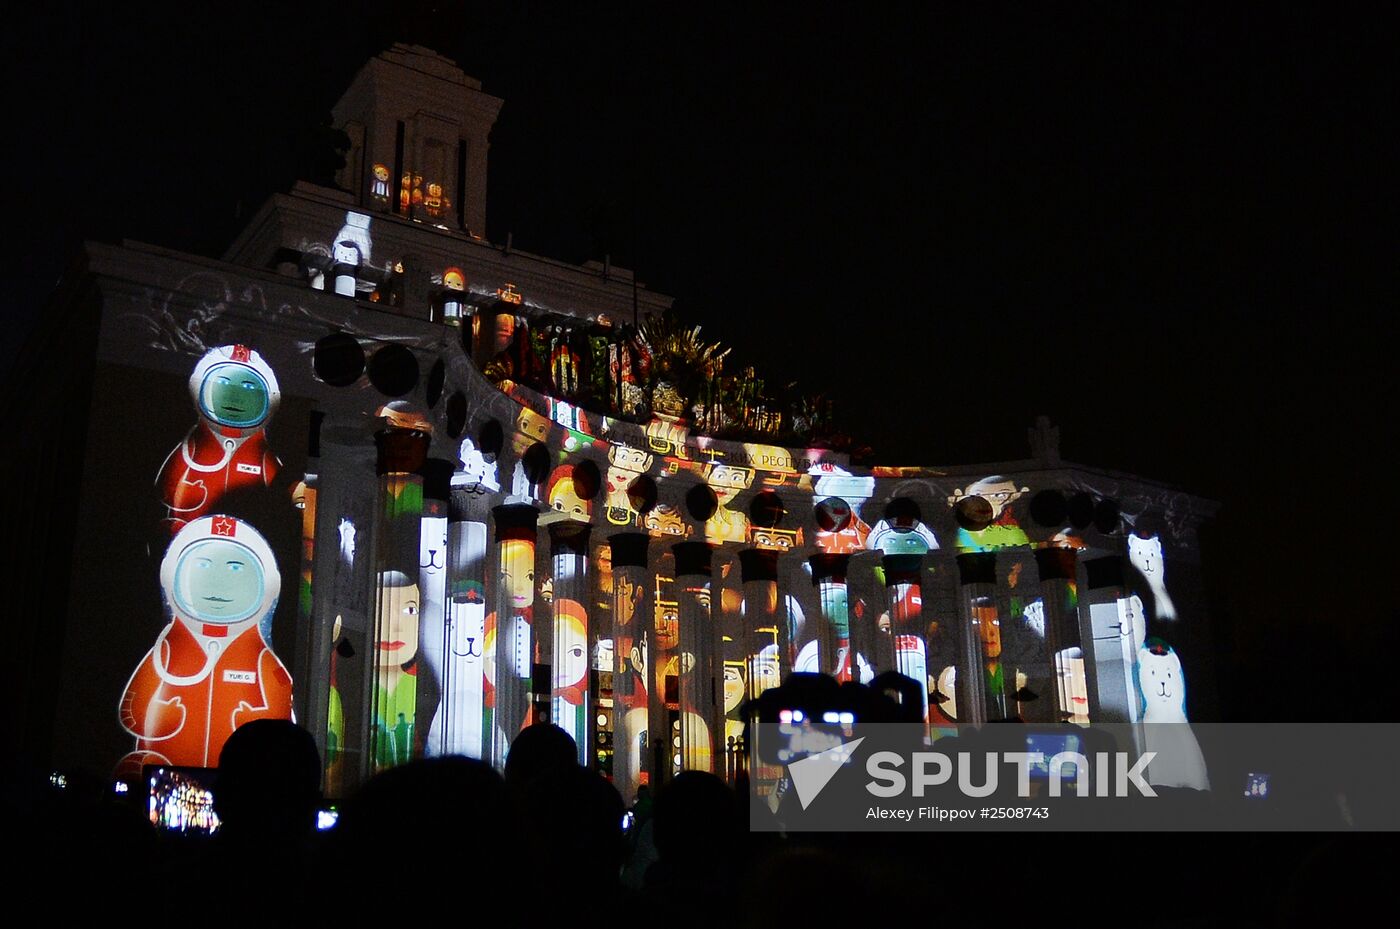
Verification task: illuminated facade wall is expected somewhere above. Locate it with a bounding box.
[20,46,1218,795]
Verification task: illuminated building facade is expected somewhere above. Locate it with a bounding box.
[17,46,1217,796]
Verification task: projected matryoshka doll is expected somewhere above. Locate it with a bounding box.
[157,344,282,534]
[117,515,291,775]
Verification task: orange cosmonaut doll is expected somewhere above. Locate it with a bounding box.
[117,515,291,776]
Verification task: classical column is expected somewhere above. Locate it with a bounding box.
[292,414,322,754]
[417,460,452,754]
[1035,547,1088,724]
[1084,555,1140,724]
[426,470,491,758]
[369,427,429,775]
[1000,552,1055,724]
[488,503,539,768]
[548,520,592,765]
[850,550,893,673]
[954,552,998,727]
[739,549,782,703]
[809,553,852,681]
[319,452,375,798]
[649,550,681,785]
[673,541,717,773]
[609,533,651,801]
[884,553,929,721]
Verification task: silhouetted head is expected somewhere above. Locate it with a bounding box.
[215,719,320,837]
[653,771,741,867]
[335,757,513,879]
[504,723,578,787]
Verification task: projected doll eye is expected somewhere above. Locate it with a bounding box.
[195,558,212,569]
[242,381,258,391]
[404,603,418,616]
[217,376,231,386]
[226,561,245,572]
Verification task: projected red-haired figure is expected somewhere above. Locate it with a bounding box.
[117,516,291,776]
[157,344,282,534]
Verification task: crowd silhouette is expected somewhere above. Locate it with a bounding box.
[7,673,1385,926]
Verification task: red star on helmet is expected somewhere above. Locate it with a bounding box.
[211,516,238,537]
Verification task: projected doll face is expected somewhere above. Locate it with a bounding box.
[752,647,781,694]
[723,664,746,713]
[656,603,680,650]
[513,408,550,454]
[548,477,589,519]
[967,477,1025,519]
[373,164,389,183]
[873,524,934,556]
[555,611,588,692]
[500,540,535,610]
[751,527,796,551]
[1138,643,1183,713]
[974,603,1001,658]
[376,581,420,667]
[707,465,753,505]
[199,364,270,428]
[443,268,465,291]
[174,540,264,623]
[1129,535,1164,578]
[607,446,652,481]
[645,505,687,537]
[450,599,485,661]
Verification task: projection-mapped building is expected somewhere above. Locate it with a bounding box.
[17,46,1217,797]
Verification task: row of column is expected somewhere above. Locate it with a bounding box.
[302,428,1144,798]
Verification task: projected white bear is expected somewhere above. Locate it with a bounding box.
[1128,533,1177,622]
[1137,639,1209,790]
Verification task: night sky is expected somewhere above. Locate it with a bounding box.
[5,3,1392,719]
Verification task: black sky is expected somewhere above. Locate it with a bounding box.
[5,2,1394,717]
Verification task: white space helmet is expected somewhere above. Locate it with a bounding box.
[188,344,281,433]
[160,515,281,628]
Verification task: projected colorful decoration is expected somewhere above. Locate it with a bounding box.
[486,522,536,761]
[1129,533,1177,622]
[551,598,590,750]
[811,465,873,554]
[157,345,281,534]
[422,181,451,221]
[604,445,652,527]
[546,465,591,520]
[948,476,1030,551]
[370,163,391,204]
[1137,638,1209,789]
[373,570,421,769]
[704,463,753,544]
[117,516,291,774]
[56,47,1216,808]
